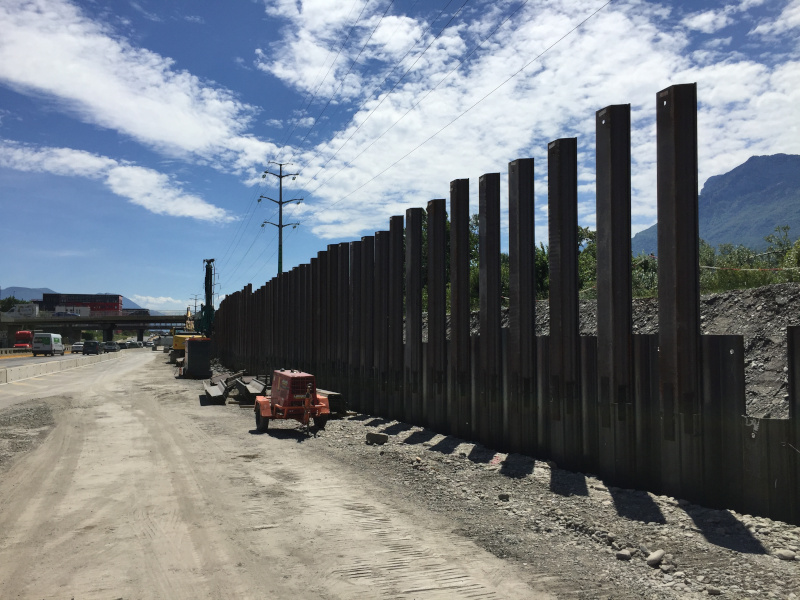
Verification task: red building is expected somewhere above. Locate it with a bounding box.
[40,293,123,314]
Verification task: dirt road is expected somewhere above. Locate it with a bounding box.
[0,352,551,599]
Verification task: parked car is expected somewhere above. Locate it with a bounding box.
[71,341,84,353]
[103,341,119,352]
[83,340,103,355]
[144,340,154,347]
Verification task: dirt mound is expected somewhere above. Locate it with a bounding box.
[491,282,800,418]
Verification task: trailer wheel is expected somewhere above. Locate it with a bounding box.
[313,416,329,430]
[255,410,269,432]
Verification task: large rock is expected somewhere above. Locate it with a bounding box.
[646,549,665,567]
[366,432,389,445]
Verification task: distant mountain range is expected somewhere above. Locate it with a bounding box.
[631,154,800,255]
[0,287,143,309]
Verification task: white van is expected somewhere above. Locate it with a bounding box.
[32,333,65,357]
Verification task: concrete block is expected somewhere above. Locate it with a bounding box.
[7,365,28,382]
[366,432,389,445]
[0,369,6,384]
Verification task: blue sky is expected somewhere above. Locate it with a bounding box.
[1,0,798,310]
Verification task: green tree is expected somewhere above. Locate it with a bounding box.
[699,239,715,266]
[577,226,597,296]
[535,242,549,299]
[764,225,792,266]
[632,252,658,297]
[783,237,800,268]
[0,296,26,312]
[466,213,512,309]
[468,213,480,267]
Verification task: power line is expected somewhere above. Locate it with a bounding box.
[226,0,611,288]
[226,0,454,279]
[218,191,260,266]
[274,0,374,162]
[219,204,279,288]
[260,161,302,275]
[294,0,464,182]
[217,0,368,274]
[303,0,526,197]
[304,0,613,222]
[285,0,396,163]
[240,231,280,287]
[286,0,362,126]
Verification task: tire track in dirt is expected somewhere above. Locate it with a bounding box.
[0,352,557,599]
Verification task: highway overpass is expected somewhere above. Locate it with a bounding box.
[1,312,193,344]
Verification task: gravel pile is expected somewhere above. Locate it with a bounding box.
[467,282,800,418]
[0,402,54,469]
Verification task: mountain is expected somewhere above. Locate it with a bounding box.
[0,286,57,301]
[631,154,800,255]
[1,286,142,309]
[102,294,143,309]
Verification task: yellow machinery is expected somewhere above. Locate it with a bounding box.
[168,328,204,364]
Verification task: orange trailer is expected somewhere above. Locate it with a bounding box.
[254,369,331,432]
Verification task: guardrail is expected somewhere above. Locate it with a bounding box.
[2,310,192,319]
[0,351,122,384]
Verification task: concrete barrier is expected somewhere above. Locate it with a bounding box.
[0,352,122,384]
[0,348,29,356]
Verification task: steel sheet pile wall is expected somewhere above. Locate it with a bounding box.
[213,83,799,525]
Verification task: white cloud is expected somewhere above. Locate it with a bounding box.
[130,2,161,22]
[254,0,800,241]
[0,0,276,170]
[681,9,733,34]
[2,0,798,252]
[105,165,232,221]
[0,141,117,177]
[129,295,188,310]
[0,140,233,222]
[751,0,800,35]
[737,0,767,9]
[368,15,424,58]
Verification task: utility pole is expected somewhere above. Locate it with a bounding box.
[189,294,201,315]
[261,161,302,275]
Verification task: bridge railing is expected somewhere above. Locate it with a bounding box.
[1,309,191,320]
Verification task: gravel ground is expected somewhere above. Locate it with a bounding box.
[499,281,800,418]
[2,387,798,599]
[2,282,799,599]
[308,413,800,599]
[0,402,55,469]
